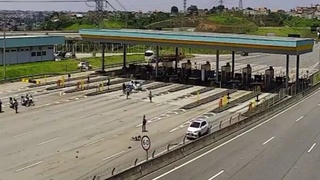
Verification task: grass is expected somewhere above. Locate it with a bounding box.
[64,20,124,30]
[0,54,143,80]
[207,14,248,26]
[249,27,315,38]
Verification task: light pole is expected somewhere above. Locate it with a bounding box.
[2,15,6,80]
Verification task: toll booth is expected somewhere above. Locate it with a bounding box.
[163,61,174,75]
[181,60,192,78]
[221,62,231,84]
[200,61,211,81]
[264,66,274,90]
[242,64,252,86]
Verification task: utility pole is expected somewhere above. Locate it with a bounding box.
[2,15,6,80]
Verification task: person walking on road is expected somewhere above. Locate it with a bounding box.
[122,83,126,94]
[142,115,147,132]
[0,99,3,113]
[148,91,153,103]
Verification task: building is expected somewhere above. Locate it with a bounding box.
[0,35,64,65]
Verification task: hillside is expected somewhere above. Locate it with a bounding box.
[195,14,258,34]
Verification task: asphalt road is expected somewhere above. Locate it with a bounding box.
[140,87,320,180]
[0,76,255,180]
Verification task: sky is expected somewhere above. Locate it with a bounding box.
[0,0,318,12]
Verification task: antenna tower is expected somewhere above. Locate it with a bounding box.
[239,0,243,10]
[183,0,187,11]
[219,0,223,6]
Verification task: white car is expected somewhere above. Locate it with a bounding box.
[186,119,211,139]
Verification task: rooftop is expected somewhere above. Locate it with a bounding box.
[0,35,65,48]
[80,29,314,55]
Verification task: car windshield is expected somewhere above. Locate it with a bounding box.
[145,52,154,56]
[190,122,200,128]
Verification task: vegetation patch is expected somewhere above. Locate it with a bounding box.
[0,54,143,79]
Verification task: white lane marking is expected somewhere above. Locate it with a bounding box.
[37,137,62,146]
[52,109,66,114]
[151,90,320,180]
[317,103,320,107]
[102,151,125,161]
[296,116,304,122]
[16,161,43,172]
[78,113,94,119]
[263,136,275,145]
[12,131,33,138]
[84,138,104,147]
[208,170,224,180]
[307,143,316,153]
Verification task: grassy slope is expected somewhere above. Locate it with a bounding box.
[0,54,143,79]
[250,27,314,37]
[64,21,124,30]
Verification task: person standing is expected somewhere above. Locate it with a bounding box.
[0,99,2,113]
[148,91,153,103]
[142,115,147,132]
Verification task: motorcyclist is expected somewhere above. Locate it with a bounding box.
[21,96,26,106]
[28,95,34,106]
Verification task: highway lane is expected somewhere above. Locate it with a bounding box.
[140,88,320,180]
[0,80,251,180]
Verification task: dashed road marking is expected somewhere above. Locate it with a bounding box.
[296,116,304,122]
[37,137,62,146]
[102,151,125,161]
[84,138,105,147]
[16,161,43,172]
[308,143,316,153]
[12,131,33,138]
[263,136,275,145]
[208,170,225,180]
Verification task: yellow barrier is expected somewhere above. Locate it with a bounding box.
[197,90,199,102]
[222,95,228,106]
[81,80,84,89]
[21,78,29,83]
[36,80,41,84]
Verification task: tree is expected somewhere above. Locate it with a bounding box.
[187,5,198,15]
[171,6,179,14]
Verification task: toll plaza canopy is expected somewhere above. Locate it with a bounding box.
[79,29,314,55]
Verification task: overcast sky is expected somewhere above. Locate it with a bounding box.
[0,0,318,12]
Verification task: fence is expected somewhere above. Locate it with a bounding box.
[78,86,290,180]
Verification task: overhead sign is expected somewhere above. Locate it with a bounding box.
[141,135,151,151]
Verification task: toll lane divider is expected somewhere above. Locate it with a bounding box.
[181,89,237,110]
[211,92,262,113]
[85,81,169,96]
[64,78,130,93]
[46,76,114,90]
[103,84,320,180]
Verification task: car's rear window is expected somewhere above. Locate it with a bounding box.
[190,122,200,128]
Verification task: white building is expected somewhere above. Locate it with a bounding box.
[0,35,65,65]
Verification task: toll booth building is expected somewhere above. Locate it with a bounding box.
[0,35,65,65]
